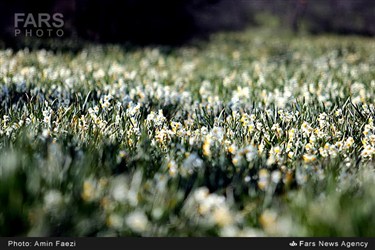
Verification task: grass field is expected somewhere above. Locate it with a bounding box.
[0,29,374,236]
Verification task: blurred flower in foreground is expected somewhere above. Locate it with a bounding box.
[125,211,149,233]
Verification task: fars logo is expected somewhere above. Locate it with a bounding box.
[289,241,298,247]
[14,13,64,37]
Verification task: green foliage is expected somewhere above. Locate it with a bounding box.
[0,28,374,236]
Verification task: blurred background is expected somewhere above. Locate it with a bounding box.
[0,0,374,46]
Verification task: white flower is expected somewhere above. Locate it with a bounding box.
[210,126,224,141]
[111,177,128,203]
[42,129,50,138]
[107,214,123,230]
[44,190,63,211]
[183,153,203,172]
[125,211,149,233]
[244,145,257,161]
[271,170,281,184]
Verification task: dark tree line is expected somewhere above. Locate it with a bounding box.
[249,0,375,36]
[0,0,251,46]
[0,0,374,48]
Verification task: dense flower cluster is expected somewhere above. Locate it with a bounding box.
[0,29,374,236]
